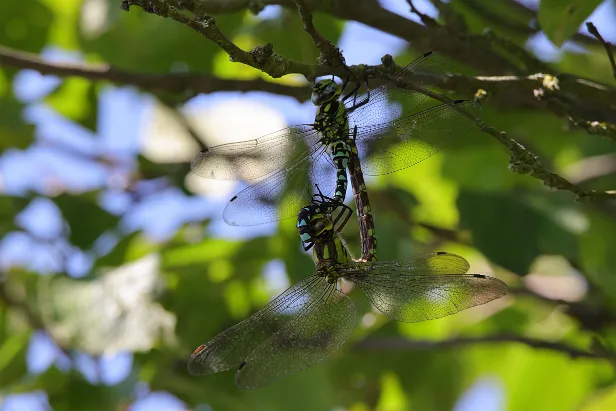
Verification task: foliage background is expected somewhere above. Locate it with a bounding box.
[1,0,616,410]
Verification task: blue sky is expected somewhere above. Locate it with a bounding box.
[2,0,615,409]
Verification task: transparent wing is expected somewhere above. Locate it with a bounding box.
[187,275,356,390]
[236,278,355,390]
[190,124,319,180]
[187,275,324,376]
[222,144,339,226]
[341,252,507,322]
[344,51,482,176]
[346,51,451,129]
[355,100,483,175]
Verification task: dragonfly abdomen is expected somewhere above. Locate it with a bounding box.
[329,140,351,201]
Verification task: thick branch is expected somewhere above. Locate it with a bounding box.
[357,335,609,360]
[0,45,310,101]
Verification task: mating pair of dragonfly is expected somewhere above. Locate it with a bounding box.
[187,51,508,389]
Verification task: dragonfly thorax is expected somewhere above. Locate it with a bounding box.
[314,100,350,145]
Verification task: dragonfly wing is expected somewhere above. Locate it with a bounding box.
[342,252,507,322]
[235,277,355,390]
[222,144,339,226]
[346,51,453,129]
[190,125,319,180]
[354,100,483,176]
[188,275,331,376]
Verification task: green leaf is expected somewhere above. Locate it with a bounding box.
[81,10,243,74]
[580,384,616,411]
[46,371,128,411]
[45,255,175,354]
[251,10,344,64]
[538,0,603,47]
[0,96,35,153]
[0,0,52,52]
[0,331,29,388]
[580,211,616,303]
[95,231,156,268]
[53,192,120,249]
[0,196,29,237]
[458,191,578,274]
[450,0,535,42]
[45,77,98,131]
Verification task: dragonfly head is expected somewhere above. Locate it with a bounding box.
[311,79,342,106]
[297,212,334,249]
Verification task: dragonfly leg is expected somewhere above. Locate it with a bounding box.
[346,71,371,113]
[341,79,361,104]
[333,203,353,234]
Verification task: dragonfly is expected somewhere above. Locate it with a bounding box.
[296,185,353,251]
[187,201,507,390]
[191,51,483,227]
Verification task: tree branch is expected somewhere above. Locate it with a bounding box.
[0,45,311,101]
[292,0,345,68]
[356,334,611,360]
[5,3,612,203]
[586,22,616,81]
[125,0,330,80]
[384,69,616,202]
[123,1,616,136]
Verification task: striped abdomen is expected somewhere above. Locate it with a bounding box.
[348,139,377,262]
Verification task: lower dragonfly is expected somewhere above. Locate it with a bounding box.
[188,199,508,390]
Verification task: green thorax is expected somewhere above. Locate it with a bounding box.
[314,100,350,145]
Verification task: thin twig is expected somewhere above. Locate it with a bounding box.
[292,0,345,67]
[406,0,439,27]
[0,45,310,101]
[357,334,610,360]
[586,22,616,81]
[125,0,324,79]
[385,68,616,202]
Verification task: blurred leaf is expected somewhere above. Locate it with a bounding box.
[163,238,243,267]
[0,96,35,153]
[580,384,616,411]
[46,371,127,411]
[43,254,175,354]
[0,331,29,388]
[45,77,98,131]
[0,196,30,236]
[95,231,156,268]
[450,0,534,42]
[458,191,577,274]
[53,192,120,249]
[580,211,616,303]
[538,0,602,47]
[40,0,82,48]
[501,347,603,411]
[252,10,343,64]
[0,0,52,51]
[81,10,243,73]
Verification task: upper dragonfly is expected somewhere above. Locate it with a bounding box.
[191,51,483,226]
